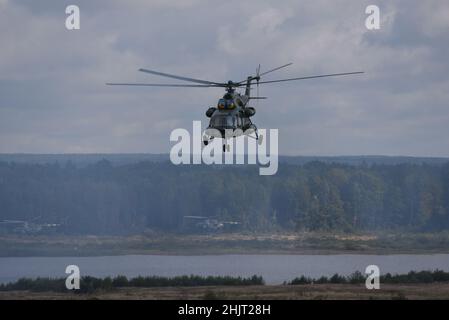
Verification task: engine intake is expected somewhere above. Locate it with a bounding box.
[244,107,256,117]
[206,107,216,118]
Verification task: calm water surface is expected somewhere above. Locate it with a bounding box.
[1,254,449,284]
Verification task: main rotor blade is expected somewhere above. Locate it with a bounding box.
[259,62,293,77]
[255,71,364,85]
[237,63,293,84]
[106,83,222,87]
[138,68,223,85]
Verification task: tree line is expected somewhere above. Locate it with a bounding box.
[0,160,449,234]
[0,275,264,293]
[288,270,449,285]
[1,270,448,293]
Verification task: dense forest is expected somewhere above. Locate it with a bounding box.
[1,158,449,234]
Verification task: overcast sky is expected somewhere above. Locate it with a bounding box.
[0,0,448,156]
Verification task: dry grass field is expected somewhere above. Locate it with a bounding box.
[2,283,449,300]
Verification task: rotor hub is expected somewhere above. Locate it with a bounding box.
[226,81,236,93]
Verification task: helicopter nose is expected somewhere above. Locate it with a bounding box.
[205,127,224,138]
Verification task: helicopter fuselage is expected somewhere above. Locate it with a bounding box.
[204,91,257,140]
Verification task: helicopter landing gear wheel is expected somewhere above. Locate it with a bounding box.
[255,129,263,146]
[223,144,226,152]
[203,135,214,146]
[258,134,263,146]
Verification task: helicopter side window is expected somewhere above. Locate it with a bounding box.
[235,98,244,107]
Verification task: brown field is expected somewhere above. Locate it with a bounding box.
[1,283,449,300]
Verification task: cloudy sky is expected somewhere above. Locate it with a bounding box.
[0,0,448,156]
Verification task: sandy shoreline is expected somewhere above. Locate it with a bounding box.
[1,232,449,257]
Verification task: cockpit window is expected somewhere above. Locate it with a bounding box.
[217,98,235,110]
[217,99,226,109]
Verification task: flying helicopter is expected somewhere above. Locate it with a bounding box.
[106,64,363,152]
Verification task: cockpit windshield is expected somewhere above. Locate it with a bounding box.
[217,97,235,110]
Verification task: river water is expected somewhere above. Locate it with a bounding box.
[1,254,449,284]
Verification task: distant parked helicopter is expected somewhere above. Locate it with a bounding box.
[107,64,363,152]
